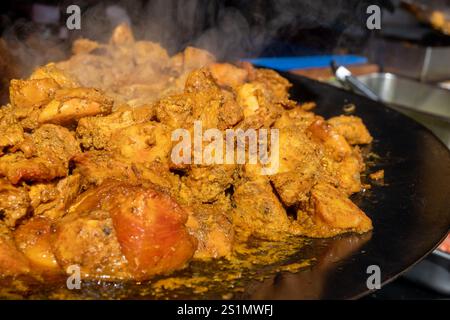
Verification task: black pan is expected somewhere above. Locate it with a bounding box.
[236,72,450,299]
[3,73,449,300]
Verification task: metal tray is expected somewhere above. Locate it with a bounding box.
[356,73,450,148]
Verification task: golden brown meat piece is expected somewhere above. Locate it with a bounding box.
[0,179,30,227]
[307,118,353,161]
[29,63,79,89]
[53,206,131,280]
[232,165,290,240]
[76,105,154,150]
[107,182,196,279]
[0,106,24,155]
[53,180,196,280]
[38,87,113,126]
[73,151,180,198]
[328,115,373,145]
[180,164,238,204]
[208,63,248,88]
[294,183,372,238]
[0,224,30,276]
[0,124,80,184]
[269,126,323,206]
[9,78,60,114]
[235,81,284,129]
[155,69,225,130]
[108,122,173,164]
[14,217,60,272]
[187,199,234,259]
[250,68,293,103]
[30,174,81,220]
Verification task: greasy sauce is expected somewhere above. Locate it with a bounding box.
[0,236,312,299]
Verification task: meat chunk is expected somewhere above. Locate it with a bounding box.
[31,174,81,220]
[180,164,238,204]
[76,106,154,150]
[0,124,80,184]
[269,126,323,206]
[0,179,30,227]
[14,217,60,272]
[187,199,234,259]
[108,122,172,164]
[9,78,60,114]
[73,151,180,197]
[52,207,131,280]
[208,63,248,88]
[328,115,373,145]
[29,63,79,88]
[37,88,113,125]
[0,224,30,276]
[307,118,353,161]
[107,182,196,279]
[232,172,290,240]
[38,88,113,126]
[295,183,373,238]
[53,180,196,280]
[0,106,24,155]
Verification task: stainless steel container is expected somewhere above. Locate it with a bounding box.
[356,73,450,148]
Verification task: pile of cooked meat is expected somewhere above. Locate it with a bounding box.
[0,24,373,281]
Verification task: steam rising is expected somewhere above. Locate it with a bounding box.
[0,0,375,79]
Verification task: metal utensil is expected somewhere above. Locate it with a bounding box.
[331,61,381,101]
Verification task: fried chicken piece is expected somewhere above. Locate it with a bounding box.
[9,78,60,115]
[53,180,196,280]
[294,183,372,238]
[0,154,67,185]
[76,105,154,150]
[0,224,30,276]
[0,106,24,155]
[208,63,248,88]
[8,78,61,129]
[307,118,353,161]
[187,199,234,259]
[73,151,180,197]
[180,164,238,204]
[250,68,292,102]
[232,166,290,240]
[236,81,284,129]
[328,115,373,145]
[30,174,81,220]
[72,151,139,186]
[14,217,60,272]
[29,63,79,89]
[274,108,318,130]
[324,153,364,195]
[108,122,172,164]
[52,206,131,280]
[0,179,30,227]
[218,90,244,129]
[106,182,196,279]
[38,88,113,126]
[269,124,323,206]
[155,69,224,130]
[0,124,80,184]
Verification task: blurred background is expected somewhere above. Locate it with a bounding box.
[0,0,449,299]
